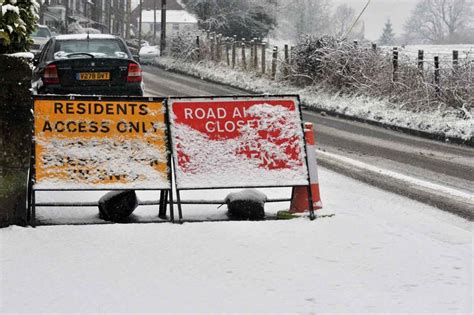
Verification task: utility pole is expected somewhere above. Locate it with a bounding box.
[119,0,124,37]
[126,0,131,39]
[153,0,157,43]
[160,0,166,56]
[138,0,142,45]
[107,0,112,33]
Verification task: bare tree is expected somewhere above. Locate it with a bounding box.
[272,0,332,40]
[331,4,365,41]
[404,0,474,44]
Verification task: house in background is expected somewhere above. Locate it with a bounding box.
[131,0,198,40]
[140,9,198,37]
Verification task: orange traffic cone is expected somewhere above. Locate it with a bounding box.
[290,122,323,213]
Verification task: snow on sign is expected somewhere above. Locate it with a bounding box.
[34,96,170,190]
[169,96,310,189]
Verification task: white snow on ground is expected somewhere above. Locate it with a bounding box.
[155,57,473,142]
[1,168,472,313]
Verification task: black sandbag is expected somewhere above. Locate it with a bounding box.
[225,189,267,220]
[99,190,138,222]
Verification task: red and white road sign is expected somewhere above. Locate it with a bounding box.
[169,96,310,189]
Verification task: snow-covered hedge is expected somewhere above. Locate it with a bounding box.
[289,35,472,118]
[0,0,39,54]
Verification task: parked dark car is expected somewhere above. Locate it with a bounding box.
[32,34,144,96]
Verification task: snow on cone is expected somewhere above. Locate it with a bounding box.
[290,122,322,213]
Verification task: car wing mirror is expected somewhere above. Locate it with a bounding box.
[33,57,40,67]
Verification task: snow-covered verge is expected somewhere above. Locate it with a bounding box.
[0,168,472,313]
[154,57,473,143]
[5,51,34,59]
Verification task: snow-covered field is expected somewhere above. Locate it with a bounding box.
[1,167,472,313]
[154,57,473,142]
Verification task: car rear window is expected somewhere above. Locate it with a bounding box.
[54,39,129,59]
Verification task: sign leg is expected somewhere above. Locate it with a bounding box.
[176,189,183,223]
[169,189,175,223]
[306,185,316,220]
[31,190,36,227]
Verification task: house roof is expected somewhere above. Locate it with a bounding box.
[141,10,198,24]
[133,0,184,11]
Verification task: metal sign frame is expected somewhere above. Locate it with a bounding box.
[167,94,315,222]
[28,95,174,226]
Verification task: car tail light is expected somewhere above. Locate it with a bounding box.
[43,64,59,84]
[127,63,142,82]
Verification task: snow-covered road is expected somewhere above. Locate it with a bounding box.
[1,168,471,313]
[140,65,474,218]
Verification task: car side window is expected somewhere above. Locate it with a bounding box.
[39,40,52,64]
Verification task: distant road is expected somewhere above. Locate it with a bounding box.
[142,65,474,217]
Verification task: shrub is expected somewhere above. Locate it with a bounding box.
[168,31,200,61]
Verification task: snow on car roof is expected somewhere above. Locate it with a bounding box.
[54,34,118,41]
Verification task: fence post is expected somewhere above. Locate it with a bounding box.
[217,34,222,62]
[253,39,258,69]
[232,37,236,69]
[371,43,377,51]
[250,39,255,69]
[434,56,440,96]
[261,42,266,75]
[392,47,398,82]
[210,34,215,61]
[215,34,222,62]
[226,39,230,66]
[241,40,247,70]
[453,50,459,73]
[353,40,358,47]
[283,44,289,77]
[196,35,201,60]
[418,49,424,74]
[272,46,278,80]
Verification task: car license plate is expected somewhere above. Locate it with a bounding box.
[77,72,110,80]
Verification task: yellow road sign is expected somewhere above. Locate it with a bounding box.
[34,97,170,189]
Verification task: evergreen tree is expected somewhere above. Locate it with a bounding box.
[0,0,40,54]
[379,19,395,46]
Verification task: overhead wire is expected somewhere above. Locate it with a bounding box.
[341,0,372,40]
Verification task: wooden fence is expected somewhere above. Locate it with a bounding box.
[192,31,472,92]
